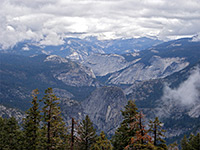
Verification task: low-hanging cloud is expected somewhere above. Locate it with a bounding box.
[0,0,200,48]
[162,67,200,106]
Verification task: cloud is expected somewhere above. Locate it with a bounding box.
[0,0,200,48]
[162,67,200,106]
[191,33,200,42]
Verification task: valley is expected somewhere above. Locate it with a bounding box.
[0,36,200,144]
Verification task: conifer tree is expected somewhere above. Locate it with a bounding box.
[41,88,68,150]
[181,133,200,150]
[23,89,41,150]
[168,142,178,150]
[92,131,113,150]
[77,115,97,150]
[126,112,153,149]
[0,117,23,149]
[112,100,138,150]
[148,117,167,150]
[189,133,200,150]
[181,135,189,150]
[0,117,6,148]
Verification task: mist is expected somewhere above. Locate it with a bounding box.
[162,67,200,106]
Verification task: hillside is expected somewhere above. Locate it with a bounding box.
[0,37,200,143]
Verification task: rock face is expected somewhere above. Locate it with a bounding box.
[45,55,97,87]
[108,56,189,84]
[82,86,127,135]
[1,37,200,143]
[0,53,99,109]
[0,105,25,123]
[60,98,84,125]
[83,54,133,76]
[126,62,200,140]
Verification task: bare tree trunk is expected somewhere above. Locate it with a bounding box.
[71,118,74,150]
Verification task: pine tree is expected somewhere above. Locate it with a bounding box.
[188,133,200,150]
[181,133,200,150]
[41,88,68,150]
[112,100,138,150]
[126,112,153,149]
[0,117,23,149]
[92,131,113,150]
[0,117,6,148]
[23,89,42,150]
[148,117,167,150]
[168,142,179,150]
[77,115,97,150]
[181,135,189,150]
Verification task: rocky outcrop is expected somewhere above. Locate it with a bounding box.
[0,105,25,123]
[108,56,189,84]
[82,86,127,135]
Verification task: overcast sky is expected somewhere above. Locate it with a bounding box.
[0,0,200,48]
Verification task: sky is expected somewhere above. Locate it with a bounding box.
[0,0,200,48]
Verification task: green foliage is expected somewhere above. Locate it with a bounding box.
[181,133,200,150]
[168,142,178,150]
[148,117,167,150]
[92,131,113,150]
[77,115,97,150]
[112,100,138,150]
[41,88,68,150]
[126,112,153,149]
[23,89,42,150]
[0,117,23,150]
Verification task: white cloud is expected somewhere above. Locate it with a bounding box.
[0,0,200,48]
[162,67,200,105]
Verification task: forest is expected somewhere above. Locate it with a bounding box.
[0,88,199,150]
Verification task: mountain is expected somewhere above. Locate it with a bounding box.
[0,105,24,123]
[1,37,161,61]
[83,53,135,76]
[95,38,200,85]
[0,53,98,110]
[0,37,200,144]
[126,61,200,143]
[0,52,127,137]
[82,86,127,135]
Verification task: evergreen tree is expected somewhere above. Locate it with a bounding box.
[23,89,42,150]
[41,88,68,150]
[181,133,200,150]
[188,133,200,150]
[181,135,189,150]
[126,112,153,149]
[112,100,138,150]
[148,117,167,150]
[0,117,23,149]
[0,117,6,148]
[92,131,113,150]
[77,115,97,150]
[168,142,179,150]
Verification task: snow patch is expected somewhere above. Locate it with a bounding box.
[170,43,182,47]
[151,49,159,53]
[22,45,30,51]
[131,52,140,57]
[44,55,68,63]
